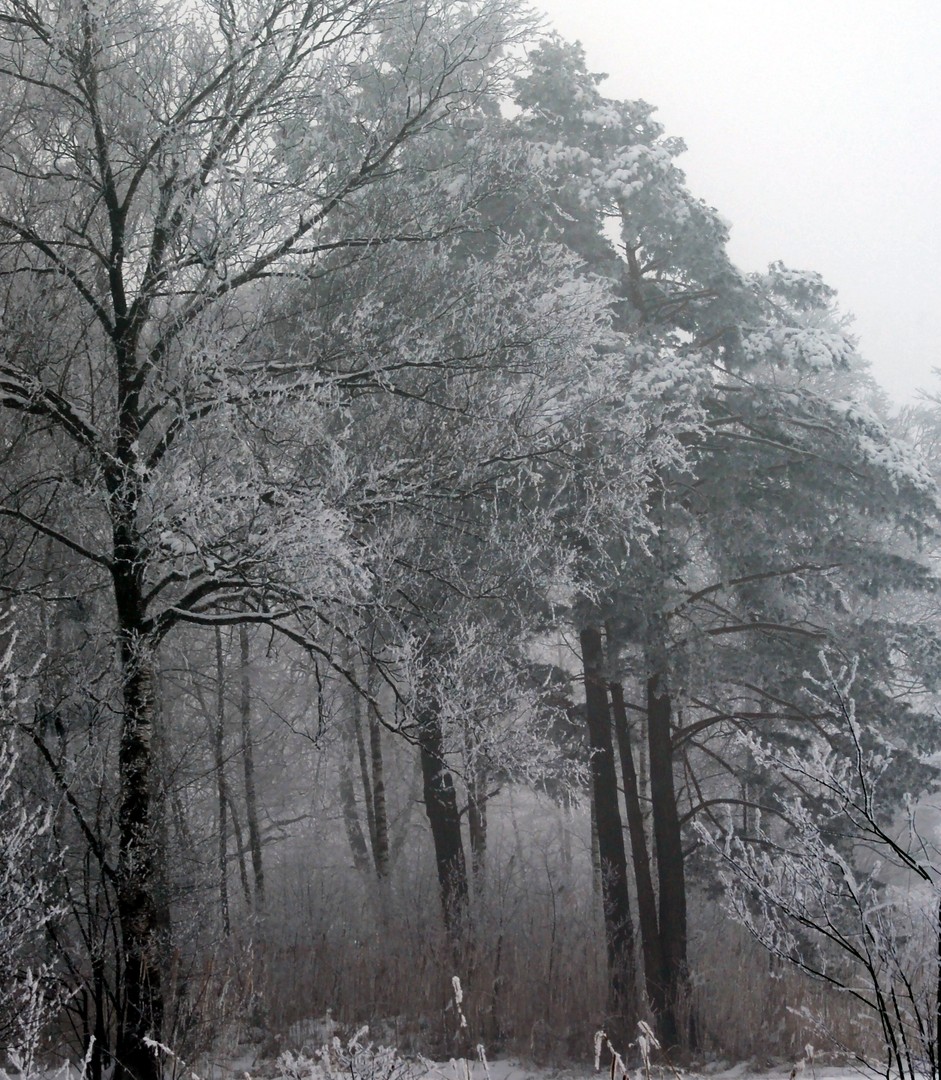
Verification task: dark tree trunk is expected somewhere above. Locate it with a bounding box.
[213,629,230,936]
[647,673,693,1049]
[589,782,602,900]
[418,703,469,946]
[610,681,675,1045]
[114,645,162,1080]
[580,626,636,1027]
[338,737,371,872]
[347,654,390,881]
[367,694,390,879]
[353,696,378,857]
[226,790,252,905]
[93,967,107,1080]
[239,625,265,908]
[110,343,164,1080]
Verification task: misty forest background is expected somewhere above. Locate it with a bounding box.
[2,1,941,1078]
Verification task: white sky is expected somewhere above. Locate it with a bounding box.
[533,0,941,405]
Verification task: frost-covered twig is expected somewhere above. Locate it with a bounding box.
[699,655,941,1080]
[0,618,65,1071]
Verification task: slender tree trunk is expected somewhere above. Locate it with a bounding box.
[467,767,488,884]
[66,846,117,1078]
[151,669,173,991]
[239,625,265,908]
[418,702,469,946]
[389,755,423,871]
[647,673,693,1049]
[214,629,230,937]
[610,680,674,1044]
[367,690,390,879]
[338,737,371,872]
[225,790,252,905]
[90,902,108,1080]
[935,892,941,1080]
[353,696,377,857]
[464,721,488,886]
[580,625,636,1027]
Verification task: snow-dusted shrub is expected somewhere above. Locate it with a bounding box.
[702,655,941,1080]
[0,624,64,1070]
[278,1028,418,1080]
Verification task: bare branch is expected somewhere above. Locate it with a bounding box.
[0,506,111,568]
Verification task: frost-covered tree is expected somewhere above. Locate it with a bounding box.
[272,225,620,943]
[0,1,617,1074]
[506,36,941,1050]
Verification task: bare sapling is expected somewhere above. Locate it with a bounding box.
[701,654,941,1080]
[0,619,66,1073]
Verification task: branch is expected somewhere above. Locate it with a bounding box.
[0,506,111,568]
[705,621,828,640]
[674,707,821,749]
[143,58,468,375]
[0,365,107,458]
[19,721,118,882]
[672,562,842,617]
[678,796,783,828]
[0,217,114,335]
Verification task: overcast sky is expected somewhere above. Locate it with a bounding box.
[534,0,941,406]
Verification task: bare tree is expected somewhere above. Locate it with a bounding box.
[705,656,941,1080]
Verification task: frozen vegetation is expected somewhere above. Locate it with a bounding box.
[0,0,940,1076]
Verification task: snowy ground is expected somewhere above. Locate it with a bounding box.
[9,1052,876,1080]
[412,1060,878,1080]
[202,1051,872,1080]
[421,1061,868,1080]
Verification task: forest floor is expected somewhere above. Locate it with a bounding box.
[200,1049,871,1080]
[18,1049,876,1080]
[414,1058,869,1080]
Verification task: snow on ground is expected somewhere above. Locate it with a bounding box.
[419,1060,869,1080]
[5,1052,877,1080]
[199,1050,873,1080]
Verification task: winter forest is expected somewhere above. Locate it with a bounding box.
[1,1,940,1079]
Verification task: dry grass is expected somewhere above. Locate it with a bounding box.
[690,899,883,1064]
[163,796,890,1070]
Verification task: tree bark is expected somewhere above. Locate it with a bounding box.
[367,692,390,879]
[464,720,488,886]
[610,680,674,1045]
[338,738,371,873]
[418,702,469,946]
[110,304,163,1080]
[353,694,377,858]
[580,625,636,1027]
[647,672,693,1049]
[214,629,230,937]
[226,790,252,905]
[589,782,602,900]
[467,764,488,885]
[239,625,265,909]
[114,644,162,1080]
